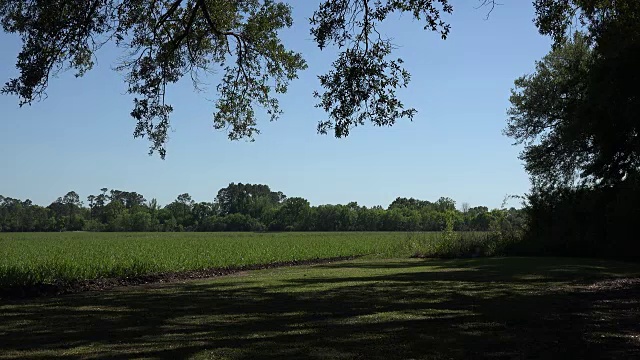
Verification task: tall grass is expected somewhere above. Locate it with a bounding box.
[405,231,515,258]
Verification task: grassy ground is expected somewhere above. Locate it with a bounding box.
[0,232,495,287]
[1,257,639,359]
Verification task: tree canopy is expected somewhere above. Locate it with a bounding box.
[502,0,640,258]
[3,0,636,175]
[1,0,492,157]
[507,0,640,189]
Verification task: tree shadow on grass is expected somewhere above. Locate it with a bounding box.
[1,258,639,359]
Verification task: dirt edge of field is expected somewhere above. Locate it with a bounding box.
[0,256,360,300]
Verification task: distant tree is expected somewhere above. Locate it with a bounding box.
[434,197,456,212]
[0,196,23,231]
[103,200,126,231]
[274,197,311,231]
[388,197,433,211]
[30,205,53,231]
[106,190,146,209]
[129,210,153,231]
[192,202,216,229]
[382,208,404,231]
[124,192,147,209]
[87,195,96,218]
[88,188,110,222]
[354,206,384,231]
[215,183,285,218]
[148,198,160,211]
[62,191,83,209]
[47,191,84,231]
[311,205,344,231]
[221,213,262,232]
[165,193,195,229]
[468,206,488,216]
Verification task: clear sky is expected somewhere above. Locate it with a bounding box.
[0,1,551,209]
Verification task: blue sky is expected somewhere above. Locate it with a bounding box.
[0,1,551,209]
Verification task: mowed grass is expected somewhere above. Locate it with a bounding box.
[1,257,639,359]
[0,232,436,287]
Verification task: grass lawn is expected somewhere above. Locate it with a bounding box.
[1,257,639,359]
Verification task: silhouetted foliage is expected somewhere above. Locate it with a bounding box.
[505,1,640,259]
[511,177,640,259]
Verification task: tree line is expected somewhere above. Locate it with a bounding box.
[0,183,524,233]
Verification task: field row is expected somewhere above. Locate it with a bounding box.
[0,232,501,287]
[0,232,423,286]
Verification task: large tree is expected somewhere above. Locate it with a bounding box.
[507,1,640,188]
[505,33,594,189]
[215,182,285,218]
[0,0,503,158]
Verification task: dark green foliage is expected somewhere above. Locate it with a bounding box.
[512,177,640,259]
[504,1,640,259]
[409,232,514,259]
[0,0,305,158]
[310,0,454,135]
[270,197,311,231]
[509,2,640,188]
[215,182,285,218]
[221,213,264,231]
[506,33,595,188]
[200,213,263,232]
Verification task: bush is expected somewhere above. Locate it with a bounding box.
[408,231,515,259]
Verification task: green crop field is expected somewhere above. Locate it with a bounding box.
[0,232,498,287]
[1,233,639,359]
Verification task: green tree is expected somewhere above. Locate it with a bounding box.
[505,33,594,189]
[215,183,285,218]
[388,197,433,211]
[129,210,154,231]
[88,188,110,223]
[274,197,310,231]
[192,202,216,229]
[165,193,195,229]
[354,206,384,231]
[434,197,456,212]
[103,200,126,231]
[509,1,640,188]
[310,205,343,231]
[0,197,24,231]
[62,191,83,212]
[221,213,262,232]
[47,191,85,231]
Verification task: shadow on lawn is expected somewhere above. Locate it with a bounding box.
[1,258,639,360]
